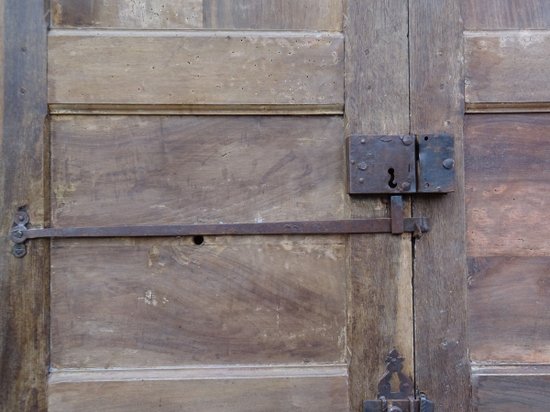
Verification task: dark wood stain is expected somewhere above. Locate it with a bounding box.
[472,374,550,411]
[0,1,49,411]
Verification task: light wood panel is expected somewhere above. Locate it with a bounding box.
[345,1,412,410]
[51,237,347,368]
[465,114,550,257]
[51,0,343,30]
[49,372,349,412]
[410,0,470,409]
[0,2,49,411]
[469,257,550,363]
[48,31,344,109]
[472,367,550,411]
[464,0,550,30]
[465,31,550,107]
[51,116,345,227]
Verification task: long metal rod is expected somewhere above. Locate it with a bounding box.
[18,217,429,240]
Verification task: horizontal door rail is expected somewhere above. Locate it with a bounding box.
[10,197,428,258]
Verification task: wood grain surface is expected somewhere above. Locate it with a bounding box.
[0,2,49,411]
[51,116,346,227]
[410,0,470,409]
[469,256,550,363]
[472,368,550,411]
[50,0,343,30]
[51,237,347,367]
[48,31,344,108]
[464,0,550,30]
[345,1,413,410]
[466,31,550,106]
[465,114,550,257]
[49,369,349,412]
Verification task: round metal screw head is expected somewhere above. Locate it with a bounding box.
[359,177,365,183]
[12,244,26,258]
[360,138,366,144]
[400,181,411,191]
[358,161,367,171]
[401,135,414,146]
[442,158,455,169]
[14,210,29,225]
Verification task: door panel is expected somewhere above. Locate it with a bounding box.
[51,116,346,227]
[49,370,349,412]
[51,0,343,31]
[51,236,347,368]
[464,1,550,410]
[48,31,344,109]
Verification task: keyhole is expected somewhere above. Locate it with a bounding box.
[388,168,397,188]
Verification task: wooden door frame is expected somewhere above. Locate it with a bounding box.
[0,1,469,411]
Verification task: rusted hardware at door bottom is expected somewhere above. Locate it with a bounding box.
[10,196,428,258]
[363,350,435,412]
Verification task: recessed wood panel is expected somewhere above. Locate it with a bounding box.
[468,256,550,363]
[51,0,343,30]
[472,370,550,411]
[465,31,550,106]
[464,0,550,30]
[51,236,347,368]
[49,370,349,412]
[465,114,550,257]
[51,116,345,227]
[48,31,344,108]
[203,0,343,31]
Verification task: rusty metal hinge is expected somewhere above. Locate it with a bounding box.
[10,201,429,258]
[348,134,455,195]
[363,350,435,412]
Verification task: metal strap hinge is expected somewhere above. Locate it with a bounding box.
[10,196,428,258]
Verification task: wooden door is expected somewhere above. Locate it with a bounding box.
[464,1,550,410]
[0,1,468,411]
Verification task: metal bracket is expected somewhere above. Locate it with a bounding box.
[10,203,429,258]
[347,134,455,195]
[363,350,435,412]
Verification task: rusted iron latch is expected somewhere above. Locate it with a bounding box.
[363,350,435,412]
[347,134,455,195]
[10,203,429,258]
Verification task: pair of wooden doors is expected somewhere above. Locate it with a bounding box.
[0,1,468,410]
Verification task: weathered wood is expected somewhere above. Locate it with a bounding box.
[345,1,412,410]
[50,0,344,30]
[48,30,344,108]
[51,0,203,29]
[465,114,550,257]
[465,31,550,107]
[0,1,48,411]
[468,256,550,363]
[472,367,550,411]
[51,116,345,227]
[464,0,550,30]
[49,368,349,412]
[410,0,470,409]
[51,237,347,367]
[203,0,343,30]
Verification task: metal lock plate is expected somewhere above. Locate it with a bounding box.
[417,134,455,193]
[347,135,416,194]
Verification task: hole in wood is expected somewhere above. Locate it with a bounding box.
[192,235,204,245]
